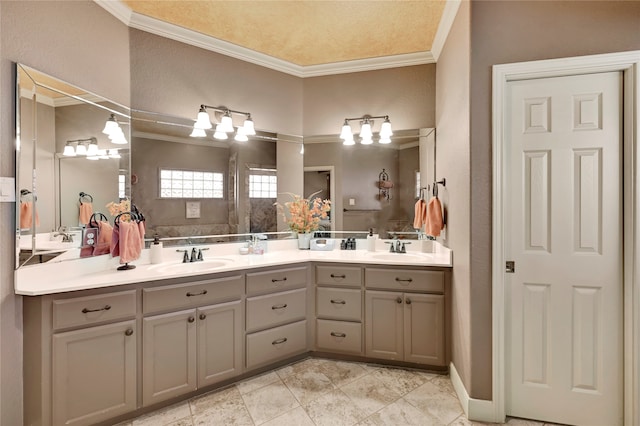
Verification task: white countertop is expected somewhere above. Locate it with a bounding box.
[15,239,452,296]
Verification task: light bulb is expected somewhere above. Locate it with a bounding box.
[359,121,373,139]
[339,121,352,140]
[75,143,87,156]
[190,127,206,137]
[63,144,76,156]
[243,116,256,135]
[234,126,248,142]
[380,117,393,138]
[221,111,234,133]
[102,114,119,135]
[194,106,212,129]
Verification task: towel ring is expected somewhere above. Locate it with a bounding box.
[433,178,446,197]
[79,192,93,203]
[131,204,145,221]
[88,212,109,228]
[114,211,139,227]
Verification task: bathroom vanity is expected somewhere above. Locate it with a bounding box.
[18,241,452,426]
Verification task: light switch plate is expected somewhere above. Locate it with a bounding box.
[0,177,16,202]
[349,198,355,206]
[186,201,201,219]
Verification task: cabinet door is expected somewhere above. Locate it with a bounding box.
[143,309,197,406]
[53,320,136,426]
[403,293,445,365]
[197,300,243,388]
[365,290,403,360]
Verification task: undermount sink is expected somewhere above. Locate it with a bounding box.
[370,253,431,262]
[150,258,234,274]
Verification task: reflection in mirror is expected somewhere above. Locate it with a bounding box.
[16,64,130,267]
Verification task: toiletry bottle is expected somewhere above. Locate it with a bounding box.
[150,235,163,264]
[367,228,376,252]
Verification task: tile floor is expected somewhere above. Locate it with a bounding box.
[117,358,557,426]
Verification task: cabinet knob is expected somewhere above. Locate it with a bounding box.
[406,298,412,305]
[199,313,206,320]
[188,316,195,323]
[396,297,402,304]
[125,328,134,336]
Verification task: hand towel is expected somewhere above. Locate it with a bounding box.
[119,221,142,264]
[79,202,94,225]
[93,221,113,256]
[413,199,426,229]
[138,220,146,249]
[110,223,120,257]
[425,196,444,237]
[20,201,40,229]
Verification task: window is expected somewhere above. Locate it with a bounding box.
[118,174,126,199]
[415,171,421,198]
[249,168,277,198]
[159,168,224,199]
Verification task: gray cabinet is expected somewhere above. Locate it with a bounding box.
[52,319,137,426]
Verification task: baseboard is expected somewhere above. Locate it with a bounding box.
[449,362,497,423]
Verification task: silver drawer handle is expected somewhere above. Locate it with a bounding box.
[395,277,413,283]
[330,299,346,305]
[330,332,346,338]
[272,303,288,310]
[271,277,287,283]
[330,274,346,279]
[186,290,208,297]
[82,305,111,314]
[272,337,288,345]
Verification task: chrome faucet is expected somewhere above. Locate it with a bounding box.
[54,232,73,243]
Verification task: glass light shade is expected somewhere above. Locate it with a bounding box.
[86,142,99,156]
[108,149,121,158]
[63,144,76,156]
[221,113,234,133]
[339,123,353,140]
[214,124,228,140]
[378,137,392,144]
[343,138,355,146]
[86,155,100,161]
[98,149,109,159]
[190,127,207,137]
[102,115,119,135]
[75,143,87,156]
[110,131,128,145]
[360,136,373,145]
[243,117,256,135]
[379,119,393,138]
[194,109,212,129]
[234,126,248,142]
[359,122,373,139]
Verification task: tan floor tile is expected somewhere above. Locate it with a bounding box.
[319,360,369,387]
[276,357,325,380]
[369,366,429,396]
[304,388,369,426]
[189,386,243,416]
[242,381,300,425]
[505,418,546,425]
[283,369,336,405]
[340,373,402,416]
[132,402,191,426]
[236,371,281,395]
[191,397,253,426]
[165,417,193,426]
[261,406,316,426]
[449,413,496,425]
[430,374,457,396]
[357,397,441,425]
[403,381,464,425]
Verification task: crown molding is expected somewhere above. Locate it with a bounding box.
[94,0,440,77]
[431,0,462,61]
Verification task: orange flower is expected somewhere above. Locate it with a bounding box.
[274,192,331,234]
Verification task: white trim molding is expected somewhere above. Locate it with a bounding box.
[430,0,462,61]
[450,362,495,423]
[492,50,640,425]
[94,0,446,77]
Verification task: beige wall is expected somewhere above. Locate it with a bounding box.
[0,2,130,424]
[435,0,472,397]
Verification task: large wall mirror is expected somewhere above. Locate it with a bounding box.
[16,64,131,267]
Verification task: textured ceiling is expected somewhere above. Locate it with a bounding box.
[121,1,446,66]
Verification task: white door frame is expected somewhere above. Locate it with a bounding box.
[303,165,336,231]
[492,51,640,425]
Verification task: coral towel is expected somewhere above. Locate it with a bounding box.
[138,220,146,249]
[93,221,113,256]
[118,221,142,264]
[425,197,444,237]
[20,201,40,229]
[413,199,426,229]
[79,202,94,225]
[110,224,120,257]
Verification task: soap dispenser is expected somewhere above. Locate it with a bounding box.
[366,228,376,252]
[150,235,163,264]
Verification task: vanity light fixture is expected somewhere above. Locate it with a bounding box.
[339,115,393,145]
[192,104,256,141]
[102,113,129,145]
[62,142,77,157]
[62,137,97,157]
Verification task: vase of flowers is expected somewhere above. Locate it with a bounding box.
[275,192,331,249]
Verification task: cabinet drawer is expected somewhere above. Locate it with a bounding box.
[246,288,307,332]
[143,275,242,314]
[316,287,361,321]
[315,265,361,287]
[246,266,307,296]
[316,319,362,354]
[53,290,136,330]
[246,320,307,369]
[365,268,444,293]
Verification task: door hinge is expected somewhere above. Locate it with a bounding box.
[505,261,515,273]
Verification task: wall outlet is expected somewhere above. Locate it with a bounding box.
[349,198,355,206]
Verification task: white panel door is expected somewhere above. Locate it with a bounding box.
[506,72,623,425]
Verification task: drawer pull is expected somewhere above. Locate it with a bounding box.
[395,277,413,283]
[271,303,288,310]
[330,274,346,279]
[330,299,346,305]
[396,297,403,304]
[406,298,412,305]
[199,313,207,320]
[272,337,288,345]
[82,305,111,314]
[125,328,134,336]
[330,332,346,338]
[271,277,287,283]
[186,290,208,297]
[188,316,195,323]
